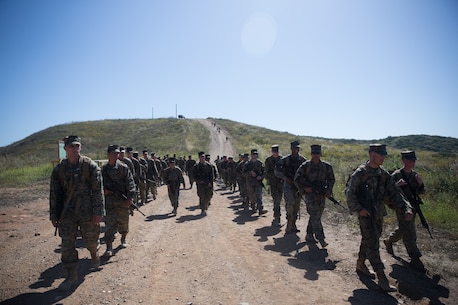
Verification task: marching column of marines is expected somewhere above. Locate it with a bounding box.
[50,135,428,293]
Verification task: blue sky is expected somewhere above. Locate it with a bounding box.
[1,0,457,147]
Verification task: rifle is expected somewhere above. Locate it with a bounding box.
[54,178,76,236]
[302,181,348,211]
[54,188,64,236]
[104,172,146,217]
[413,194,433,239]
[245,163,265,188]
[400,171,433,239]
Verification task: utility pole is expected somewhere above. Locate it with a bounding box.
[175,104,177,119]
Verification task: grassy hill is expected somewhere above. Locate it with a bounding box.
[1,118,457,163]
[1,118,457,233]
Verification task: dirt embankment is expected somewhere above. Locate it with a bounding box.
[0,119,456,305]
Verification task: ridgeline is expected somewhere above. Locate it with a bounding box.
[1,118,457,164]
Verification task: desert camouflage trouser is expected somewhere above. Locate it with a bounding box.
[167,185,180,208]
[59,209,100,267]
[146,179,157,197]
[104,199,130,243]
[305,196,326,240]
[138,180,147,203]
[197,182,213,211]
[358,215,384,271]
[188,174,195,187]
[283,183,300,220]
[269,179,283,217]
[247,182,263,210]
[388,211,422,259]
[238,177,248,202]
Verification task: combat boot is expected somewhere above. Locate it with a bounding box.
[376,269,396,292]
[383,239,394,255]
[58,264,78,291]
[410,257,426,273]
[104,241,113,257]
[258,208,268,216]
[120,234,128,248]
[272,216,281,227]
[305,234,317,243]
[318,239,328,248]
[356,259,375,279]
[90,251,100,269]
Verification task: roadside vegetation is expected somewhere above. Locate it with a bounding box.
[0,118,457,235]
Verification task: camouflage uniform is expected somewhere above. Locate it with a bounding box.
[226,157,237,192]
[163,161,185,214]
[193,152,214,214]
[265,146,283,224]
[387,169,423,256]
[205,154,218,205]
[118,147,135,177]
[176,157,185,171]
[50,136,105,290]
[275,141,306,233]
[146,155,159,200]
[346,145,412,292]
[139,151,150,202]
[385,151,425,270]
[294,157,335,245]
[50,156,105,266]
[243,150,267,215]
[220,156,229,186]
[133,152,147,204]
[102,158,136,252]
[236,154,249,207]
[185,156,197,188]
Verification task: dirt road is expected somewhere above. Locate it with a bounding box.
[0,119,455,305]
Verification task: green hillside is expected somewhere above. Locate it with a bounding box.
[1,118,457,163]
[0,118,210,163]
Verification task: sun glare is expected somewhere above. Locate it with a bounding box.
[241,12,277,57]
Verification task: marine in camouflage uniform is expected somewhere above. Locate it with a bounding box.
[118,146,135,178]
[185,155,197,188]
[50,135,105,291]
[294,145,334,248]
[205,154,218,205]
[346,144,413,292]
[243,149,268,216]
[384,150,426,272]
[176,156,185,171]
[265,145,284,226]
[163,158,185,215]
[193,151,214,215]
[275,141,306,234]
[140,150,150,203]
[126,148,141,204]
[220,156,229,186]
[145,151,159,201]
[102,145,136,256]
[133,151,147,204]
[226,156,237,192]
[236,153,249,208]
